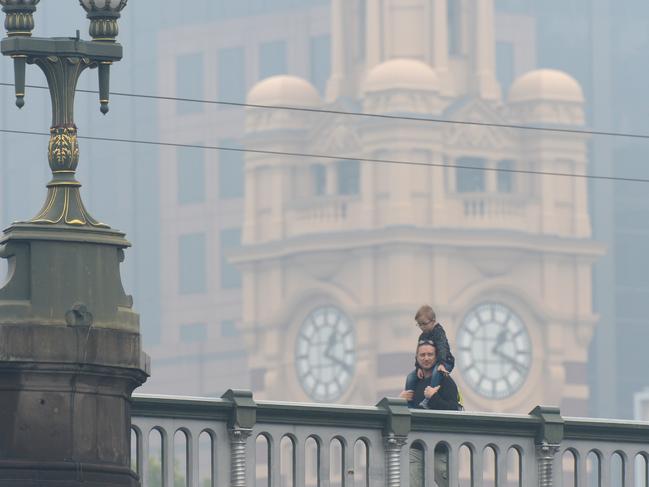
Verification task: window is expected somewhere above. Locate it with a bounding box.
[179,233,206,294]
[456,157,485,193]
[221,319,239,337]
[497,159,514,193]
[337,160,360,195]
[180,323,207,343]
[219,140,244,199]
[259,40,287,79]
[177,146,205,204]
[447,0,461,56]
[496,42,515,93]
[309,35,331,94]
[312,164,326,196]
[218,47,246,103]
[220,228,242,289]
[176,53,204,114]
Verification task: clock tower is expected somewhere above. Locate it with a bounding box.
[233,0,602,415]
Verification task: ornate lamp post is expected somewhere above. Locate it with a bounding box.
[0,2,149,486]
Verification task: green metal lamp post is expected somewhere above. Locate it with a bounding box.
[0,1,149,485]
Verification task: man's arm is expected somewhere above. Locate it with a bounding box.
[426,378,460,411]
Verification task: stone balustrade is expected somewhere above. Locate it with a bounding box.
[131,391,649,487]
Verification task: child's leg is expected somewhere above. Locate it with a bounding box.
[428,363,443,388]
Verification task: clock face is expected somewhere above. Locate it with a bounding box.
[457,303,532,399]
[295,306,355,402]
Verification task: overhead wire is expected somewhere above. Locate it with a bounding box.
[2,81,649,140]
[1,127,648,184]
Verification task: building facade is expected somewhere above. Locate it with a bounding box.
[150,2,331,395]
[152,0,602,415]
[235,0,601,415]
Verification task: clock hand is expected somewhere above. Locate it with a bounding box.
[322,336,351,368]
[326,353,353,374]
[494,350,527,373]
[491,329,509,354]
[324,331,337,358]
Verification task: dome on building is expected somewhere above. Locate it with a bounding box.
[363,58,439,93]
[509,69,584,104]
[247,75,320,107]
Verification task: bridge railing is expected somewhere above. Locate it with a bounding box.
[131,390,649,487]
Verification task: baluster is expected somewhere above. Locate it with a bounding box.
[295,436,305,487]
[319,437,331,486]
[400,443,411,487]
[448,443,460,487]
[624,451,634,487]
[141,428,150,487]
[600,452,611,487]
[576,451,588,487]
[212,432,220,487]
[345,438,355,486]
[270,434,281,487]
[230,428,252,487]
[473,447,484,487]
[496,447,507,487]
[163,429,174,487]
[535,442,560,487]
[384,433,407,487]
[424,443,436,487]
[245,433,256,487]
[188,430,199,487]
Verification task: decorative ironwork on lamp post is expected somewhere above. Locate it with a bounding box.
[0,2,148,485]
[1,0,127,227]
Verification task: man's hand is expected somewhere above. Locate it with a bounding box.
[438,364,449,375]
[423,385,440,399]
[416,368,424,380]
[400,390,414,401]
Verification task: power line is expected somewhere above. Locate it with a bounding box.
[2,81,649,141]
[1,127,647,184]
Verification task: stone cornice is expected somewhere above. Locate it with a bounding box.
[232,226,605,265]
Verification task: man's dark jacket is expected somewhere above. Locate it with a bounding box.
[412,373,461,411]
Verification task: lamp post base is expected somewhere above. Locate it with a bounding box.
[0,223,149,487]
[0,349,147,487]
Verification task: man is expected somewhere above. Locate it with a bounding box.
[406,305,456,408]
[400,340,461,487]
[400,340,461,411]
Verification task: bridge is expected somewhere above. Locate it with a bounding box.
[131,391,649,487]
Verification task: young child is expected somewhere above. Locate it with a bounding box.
[405,305,456,408]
